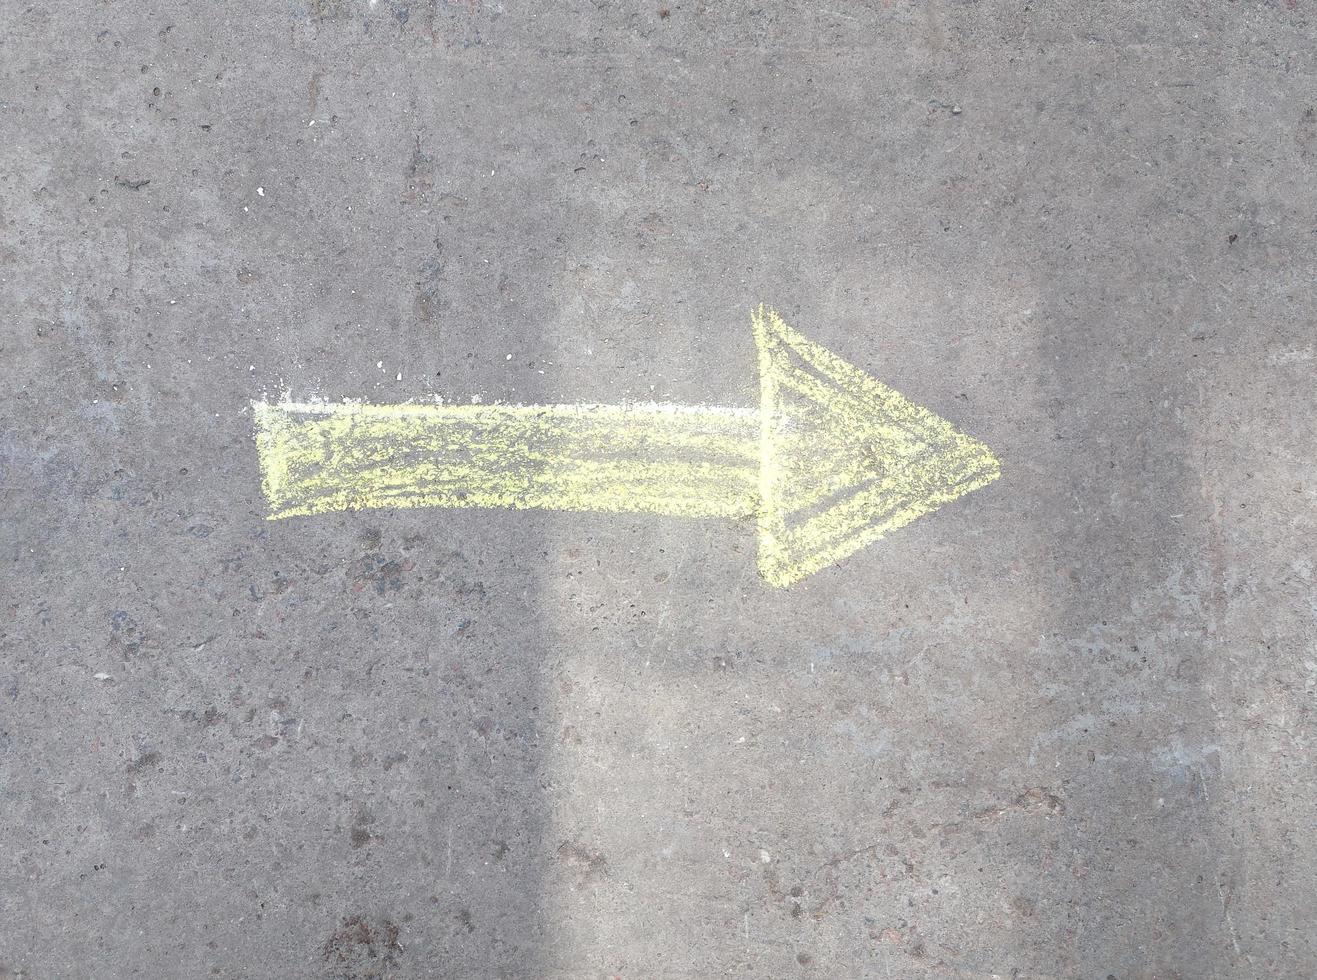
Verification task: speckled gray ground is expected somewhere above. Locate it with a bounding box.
[2,2,1316,978]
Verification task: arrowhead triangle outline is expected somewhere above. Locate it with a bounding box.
[752,306,1001,587]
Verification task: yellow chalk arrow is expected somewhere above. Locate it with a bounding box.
[252,307,1000,587]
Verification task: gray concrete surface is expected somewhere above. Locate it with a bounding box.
[3,1,1316,977]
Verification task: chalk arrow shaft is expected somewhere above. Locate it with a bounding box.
[253,401,762,521]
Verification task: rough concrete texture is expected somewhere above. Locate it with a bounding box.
[2,1,1315,978]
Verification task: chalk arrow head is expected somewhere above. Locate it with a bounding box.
[752,306,1001,588]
